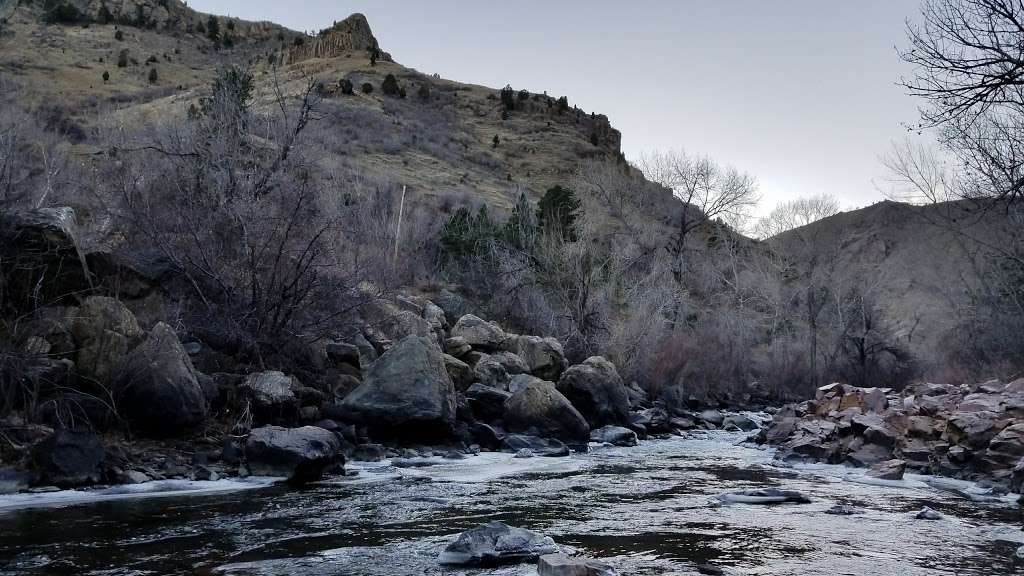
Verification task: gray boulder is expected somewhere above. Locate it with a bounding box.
[466,383,512,421]
[723,413,759,432]
[239,371,298,414]
[502,335,568,381]
[556,357,630,428]
[71,296,143,384]
[444,354,474,391]
[868,459,906,480]
[698,409,725,427]
[445,336,471,358]
[451,314,505,350]
[590,425,638,447]
[114,322,208,437]
[245,425,342,483]
[504,379,590,446]
[437,521,557,565]
[489,351,531,375]
[339,335,456,437]
[32,429,104,488]
[473,355,511,390]
[717,488,811,504]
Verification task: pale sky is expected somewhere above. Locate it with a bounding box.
[191,0,925,214]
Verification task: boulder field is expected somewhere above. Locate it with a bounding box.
[760,380,1024,491]
[2,283,765,492]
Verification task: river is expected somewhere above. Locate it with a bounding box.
[1,431,1021,575]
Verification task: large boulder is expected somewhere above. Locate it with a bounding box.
[985,423,1024,471]
[504,379,590,446]
[113,322,208,437]
[32,429,104,488]
[868,459,906,480]
[466,383,512,421]
[556,357,630,428]
[443,354,474,391]
[502,335,568,381]
[438,522,557,565]
[338,335,456,438]
[239,371,299,417]
[451,314,505,350]
[473,355,511,390]
[946,410,1007,450]
[71,296,144,384]
[244,425,342,483]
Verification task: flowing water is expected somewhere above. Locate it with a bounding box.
[1,431,1022,575]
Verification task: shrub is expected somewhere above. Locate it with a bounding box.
[114,29,123,41]
[148,67,158,84]
[102,70,109,82]
[339,78,353,95]
[518,89,529,101]
[492,134,500,148]
[361,82,373,94]
[417,83,430,101]
[557,96,569,115]
[117,49,129,68]
[43,1,81,24]
[206,15,220,43]
[382,73,401,97]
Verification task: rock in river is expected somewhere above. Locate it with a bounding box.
[245,425,342,484]
[717,488,811,504]
[538,553,618,576]
[590,425,638,447]
[437,521,557,566]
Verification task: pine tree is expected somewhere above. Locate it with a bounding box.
[206,15,220,44]
[536,185,581,241]
[502,191,536,250]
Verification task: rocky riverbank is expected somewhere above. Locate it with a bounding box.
[760,380,1024,493]
[1,260,763,494]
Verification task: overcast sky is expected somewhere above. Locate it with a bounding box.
[191,0,925,214]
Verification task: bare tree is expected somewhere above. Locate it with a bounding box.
[755,194,840,239]
[901,0,1024,203]
[635,149,759,324]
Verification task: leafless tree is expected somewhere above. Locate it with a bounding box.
[635,149,759,324]
[755,194,840,239]
[901,0,1024,203]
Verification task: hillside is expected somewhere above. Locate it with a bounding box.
[769,198,1018,377]
[0,1,622,211]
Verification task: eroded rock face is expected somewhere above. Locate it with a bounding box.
[437,522,557,566]
[503,379,589,446]
[338,335,456,438]
[114,322,208,437]
[556,357,630,428]
[244,425,341,483]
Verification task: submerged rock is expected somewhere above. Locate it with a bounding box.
[437,521,557,566]
[245,425,342,483]
[825,504,863,515]
[502,434,570,457]
[538,553,618,576]
[717,488,811,504]
[915,506,943,520]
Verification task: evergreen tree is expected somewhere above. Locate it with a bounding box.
[502,191,536,250]
[206,15,220,43]
[536,185,581,241]
[148,67,158,84]
[500,84,515,111]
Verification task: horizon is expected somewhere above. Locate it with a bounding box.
[192,0,927,216]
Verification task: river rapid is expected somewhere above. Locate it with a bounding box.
[1,431,1022,575]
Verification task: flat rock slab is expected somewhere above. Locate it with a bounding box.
[538,553,618,576]
[437,521,557,566]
